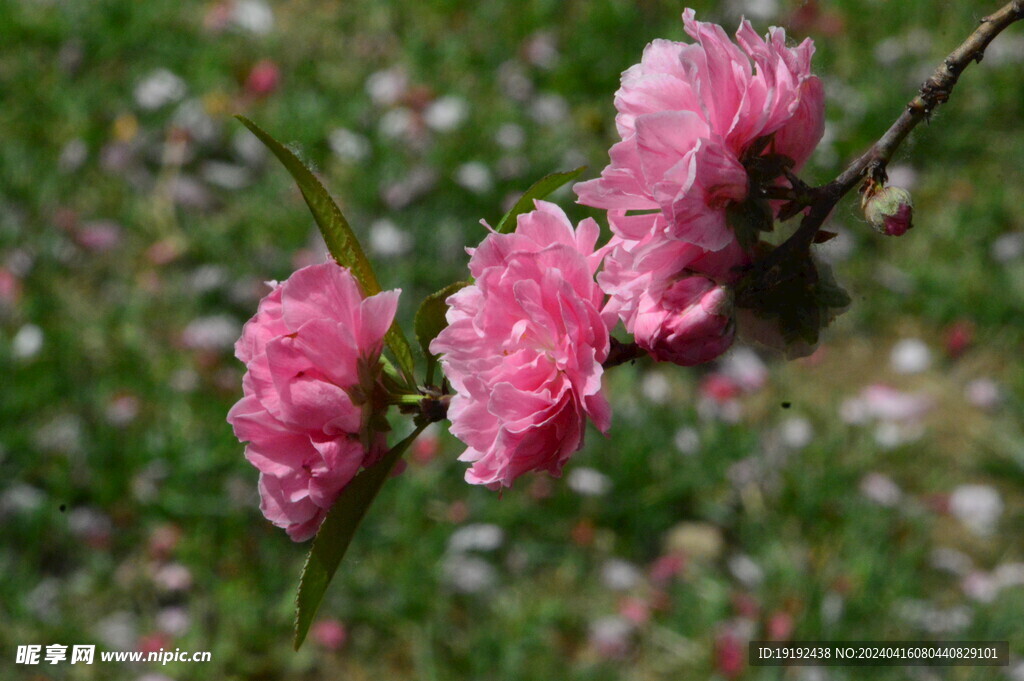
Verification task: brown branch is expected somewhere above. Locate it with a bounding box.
[833,0,1024,194]
[603,338,648,369]
[750,0,1023,281]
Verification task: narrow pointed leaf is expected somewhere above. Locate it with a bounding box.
[235,115,416,385]
[382,326,417,391]
[414,280,470,385]
[236,116,378,291]
[293,424,426,650]
[495,166,586,234]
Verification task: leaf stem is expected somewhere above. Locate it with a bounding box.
[388,394,426,406]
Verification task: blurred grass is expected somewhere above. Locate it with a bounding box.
[1,0,1023,679]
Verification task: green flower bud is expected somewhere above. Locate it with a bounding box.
[862,185,913,237]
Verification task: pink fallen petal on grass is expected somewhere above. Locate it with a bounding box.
[859,384,933,422]
[245,59,280,97]
[76,220,123,252]
[311,619,348,651]
[943,320,975,358]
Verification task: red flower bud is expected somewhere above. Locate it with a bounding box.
[862,185,913,236]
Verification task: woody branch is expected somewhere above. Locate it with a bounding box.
[756,0,1024,279]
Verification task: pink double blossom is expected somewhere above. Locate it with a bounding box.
[430,202,612,489]
[635,277,734,365]
[227,263,399,541]
[599,212,749,365]
[576,9,825,251]
[578,10,824,365]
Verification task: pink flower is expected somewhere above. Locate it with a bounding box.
[576,9,824,251]
[581,113,747,251]
[599,213,748,366]
[430,201,611,489]
[634,276,734,365]
[227,263,399,541]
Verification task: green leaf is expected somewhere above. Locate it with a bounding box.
[495,166,586,234]
[236,117,377,291]
[293,424,426,650]
[235,115,416,386]
[414,280,471,385]
[382,325,417,391]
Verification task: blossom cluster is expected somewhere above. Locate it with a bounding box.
[228,10,832,538]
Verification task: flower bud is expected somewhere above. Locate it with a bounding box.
[633,277,735,366]
[862,185,913,236]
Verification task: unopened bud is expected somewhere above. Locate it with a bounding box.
[862,185,913,236]
[634,277,735,366]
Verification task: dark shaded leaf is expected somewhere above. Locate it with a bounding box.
[817,279,853,309]
[727,197,774,253]
[777,200,805,223]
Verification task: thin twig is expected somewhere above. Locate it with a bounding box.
[603,338,647,369]
[833,0,1024,194]
[748,0,1023,285]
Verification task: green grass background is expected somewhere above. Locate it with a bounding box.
[1,0,1023,678]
